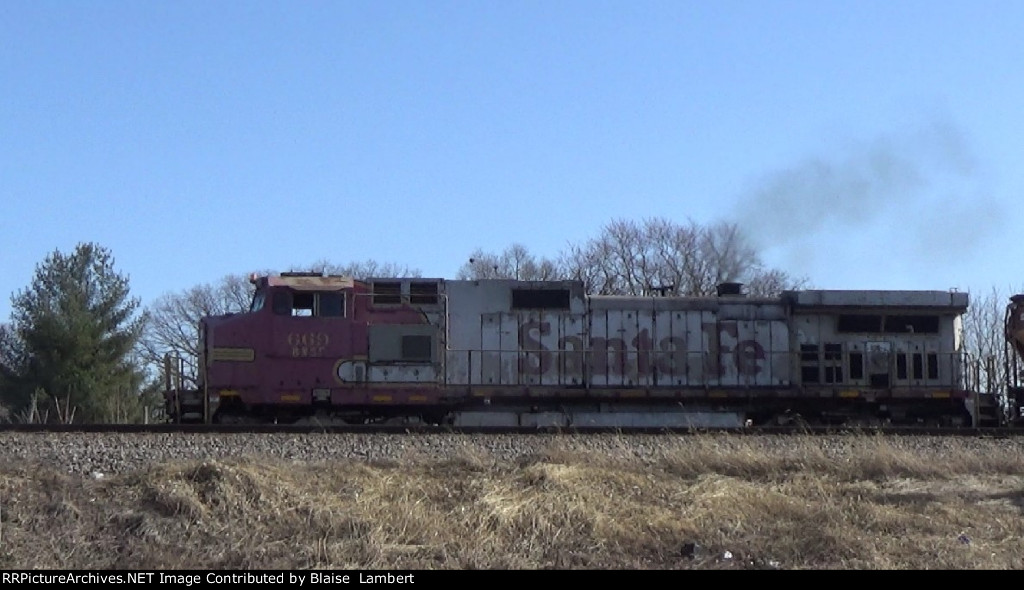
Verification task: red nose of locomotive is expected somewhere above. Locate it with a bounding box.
[164,303,257,424]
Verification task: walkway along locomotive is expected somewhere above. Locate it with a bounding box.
[163,273,1016,428]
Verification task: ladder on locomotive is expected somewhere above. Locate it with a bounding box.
[163,354,209,424]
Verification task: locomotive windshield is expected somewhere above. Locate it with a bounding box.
[249,289,266,313]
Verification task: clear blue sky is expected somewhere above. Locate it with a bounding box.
[3,1,1022,320]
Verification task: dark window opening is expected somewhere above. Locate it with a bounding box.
[800,344,819,362]
[896,354,908,380]
[319,293,345,317]
[823,343,842,361]
[272,292,291,316]
[912,353,923,380]
[272,290,346,318]
[373,282,402,305]
[837,313,940,334]
[825,366,843,384]
[927,353,939,380]
[410,282,439,305]
[885,315,940,334]
[512,288,570,310]
[849,352,864,380]
[802,366,820,383]
[292,292,315,317]
[401,335,433,362]
[837,314,883,333]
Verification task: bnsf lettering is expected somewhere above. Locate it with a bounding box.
[287,332,329,357]
[518,321,764,378]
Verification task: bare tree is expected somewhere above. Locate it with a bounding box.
[138,273,257,389]
[458,218,804,296]
[457,244,559,281]
[297,259,422,279]
[745,267,808,297]
[960,285,1019,396]
[556,217,804,296]
[699,221,760,286]
[558,219,661,295]
[560,241,609,294]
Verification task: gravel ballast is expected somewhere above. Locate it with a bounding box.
[0,432,1020,475]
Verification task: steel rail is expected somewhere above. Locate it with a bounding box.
[0,423,1021,436]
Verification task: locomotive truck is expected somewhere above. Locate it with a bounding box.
[163,272,1013,428]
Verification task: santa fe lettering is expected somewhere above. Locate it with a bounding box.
[518,320,765,378]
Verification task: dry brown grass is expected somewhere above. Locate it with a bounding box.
[1,434,1023,569]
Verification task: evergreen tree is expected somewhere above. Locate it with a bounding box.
[7,243,146,423]
[0,323,30,419]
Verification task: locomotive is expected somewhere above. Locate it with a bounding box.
[163,272,1011,428]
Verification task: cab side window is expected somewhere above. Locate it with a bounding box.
[271,290,345,317]
[272,291,291,315]
[292,293,315,317]
[319,293,345,317]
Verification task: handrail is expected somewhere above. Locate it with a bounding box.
[434,347,986,391]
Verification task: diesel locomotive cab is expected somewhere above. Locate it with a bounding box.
[207,272,354,424]
[165,272,354,424]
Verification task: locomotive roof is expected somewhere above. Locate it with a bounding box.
[258,274,354,291]
[251,274,969,310]
[784,289,969,309]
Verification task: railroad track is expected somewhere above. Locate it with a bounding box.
[0,423,1022,436]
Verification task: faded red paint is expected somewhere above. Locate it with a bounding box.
[205,280,438,408]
